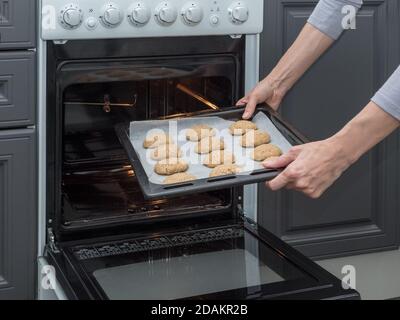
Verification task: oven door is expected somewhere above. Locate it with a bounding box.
[45,219,359,300]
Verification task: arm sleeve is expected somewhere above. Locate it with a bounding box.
[371,66,400,121]
[307,0,363,40]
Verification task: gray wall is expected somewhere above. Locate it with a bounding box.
[258,0,400,259]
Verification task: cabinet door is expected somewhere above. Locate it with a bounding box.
[258,0,400,259]
[0,129,36,300]
[0,51,36,128]
[0,0,36,49]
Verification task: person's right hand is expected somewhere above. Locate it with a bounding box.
[236,78,284,119]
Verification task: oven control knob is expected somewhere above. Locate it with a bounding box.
[129,3,151,25]
[228,3,249,24]
[101,4,123,27]
[155,2,178,25]
[182,3,203,25]
[59,5,83,29]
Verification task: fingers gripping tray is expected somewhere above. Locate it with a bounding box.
[115,105,307,199]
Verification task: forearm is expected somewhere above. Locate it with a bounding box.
[264,23,334,99]
[329,102,400,166]
[265,0,364,100]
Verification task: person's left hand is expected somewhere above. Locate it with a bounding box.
[263,139,353,198]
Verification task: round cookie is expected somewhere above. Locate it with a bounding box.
[154,158,189,176]
[143,132,171,149]
[209,164,241,178]
[251,144,282,162]
[163,173,196,185]
[203,151,235,168]
[150,144,182,161]
[186,124,216,142]
[229,120,258,136]
[194,137,225,154]
[240,130,271,148]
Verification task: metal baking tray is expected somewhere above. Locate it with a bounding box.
[115,105,308,199]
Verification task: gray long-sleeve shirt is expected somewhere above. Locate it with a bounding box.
[307,0,400,120]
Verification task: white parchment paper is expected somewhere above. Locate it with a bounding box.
[129,112,293,185]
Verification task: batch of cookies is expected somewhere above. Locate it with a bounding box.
[143,120,282,185]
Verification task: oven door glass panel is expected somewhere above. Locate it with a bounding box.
[66,226,317,300]
[93,249,285,300]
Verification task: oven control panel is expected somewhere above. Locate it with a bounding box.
[41,0,263,40]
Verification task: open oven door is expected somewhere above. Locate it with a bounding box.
[44,217,360,300]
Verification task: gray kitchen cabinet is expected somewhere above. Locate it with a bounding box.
[0,129,36,300]
[0,0,36,300]
[258,0,400,259]
[0,51,36,129]
[0,0,36,49]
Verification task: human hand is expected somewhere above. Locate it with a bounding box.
[263,139,353,199]
[236,77,285,119]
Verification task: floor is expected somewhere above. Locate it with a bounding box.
[317,249,400,300]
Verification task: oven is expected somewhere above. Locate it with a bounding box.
[37,0,360,300]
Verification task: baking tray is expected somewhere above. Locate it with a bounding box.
[115,105,308,199]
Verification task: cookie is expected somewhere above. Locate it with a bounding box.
[186,124,216,142]
[163,173,196,185]
[203,151,235,168]
[209,164,241,178]
[143,132,171,149]
[240,130,271,148]
[150,144,182,161]
[194,137,225,154]
[229,120,258,136]
[251,144,282,161]
[154,158,189,176]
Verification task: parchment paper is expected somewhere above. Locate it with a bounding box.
[129,112,293,185]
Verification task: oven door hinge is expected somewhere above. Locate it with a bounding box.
[47,228,60,253]
[237,204,257,228]
[237,204,245,218]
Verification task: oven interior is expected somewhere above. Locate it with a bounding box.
[55,55,244,233]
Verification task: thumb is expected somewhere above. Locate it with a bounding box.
[263,153,296,169]
[242,96,258,119]
[236,96,249,106]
